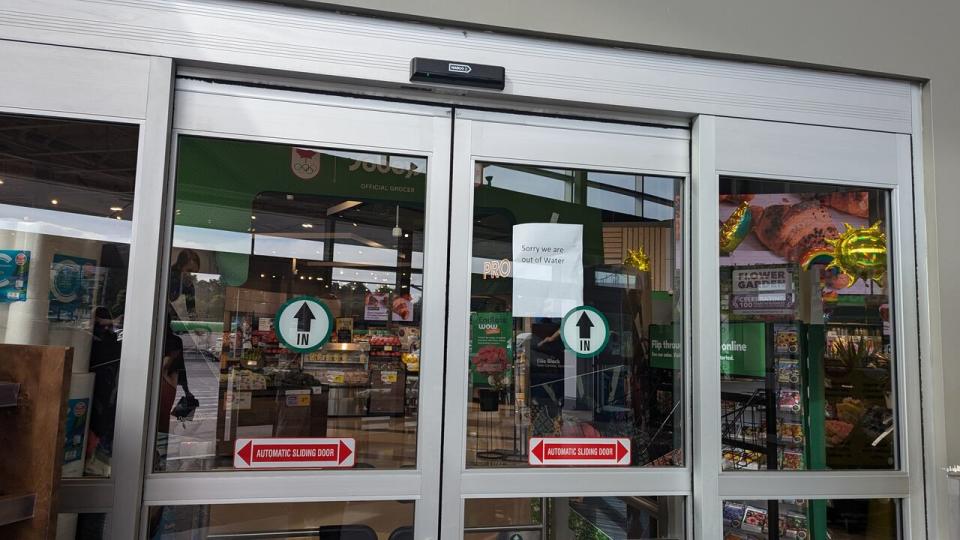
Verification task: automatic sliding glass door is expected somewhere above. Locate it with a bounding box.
[442,110,693,539]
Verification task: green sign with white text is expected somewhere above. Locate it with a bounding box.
[649,322,766,377]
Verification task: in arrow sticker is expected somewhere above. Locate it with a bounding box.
[559,305,610,357]
[274,296,332,353]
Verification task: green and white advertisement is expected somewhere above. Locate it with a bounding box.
[649,322,766,377]
[469,312,513,385]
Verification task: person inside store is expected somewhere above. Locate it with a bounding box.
[86,306,122,476]
[156,249,200,466]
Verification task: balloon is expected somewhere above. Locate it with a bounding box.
[800,247,834,270]
[720,201,753,255]
[624,247,650,272]
[825,221,887,287]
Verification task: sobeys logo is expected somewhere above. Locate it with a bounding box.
[348,159,419,179]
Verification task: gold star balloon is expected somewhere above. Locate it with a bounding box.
[825,221,887,287]
[624,247,650,272]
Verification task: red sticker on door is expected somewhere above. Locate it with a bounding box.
[528,437,630,466]
[233,438,355,469]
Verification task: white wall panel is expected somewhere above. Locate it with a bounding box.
[716,117,904,186]
[0,40,150,120]
[0,0,913,133]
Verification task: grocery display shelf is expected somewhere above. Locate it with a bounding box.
[723,437,767,454]
[324,342,370,352]
[0,493,35,526]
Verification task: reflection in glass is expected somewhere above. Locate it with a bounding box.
[722,498,899,539]
[147,500,413,539]
[464,496,684,539]
[0,113,138,478]
[468,163,683,468]
[58,513,110,539]
[155,137,427,471]
[719,179,895,472]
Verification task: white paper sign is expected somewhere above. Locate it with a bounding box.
[511,223,583,317]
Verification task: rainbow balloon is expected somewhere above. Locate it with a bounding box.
[800,247,834,270]
[719,201,753,255]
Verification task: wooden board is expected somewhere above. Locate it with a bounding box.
[0,345,73,539]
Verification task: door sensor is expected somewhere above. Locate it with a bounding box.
[410,58,505,90]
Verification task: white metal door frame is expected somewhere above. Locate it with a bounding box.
[0,39,174,539]
[692,116,925,539]
[442,109,692,538]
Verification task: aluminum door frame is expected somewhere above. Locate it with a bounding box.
[141,78,452,539]
[0,39,174,539]
[442,109,693,539]
[693,116,925,539]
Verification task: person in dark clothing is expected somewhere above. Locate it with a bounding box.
[158,249,200,435]
[86,306,122,474]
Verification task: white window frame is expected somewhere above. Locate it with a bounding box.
[0,39,173,539]
[140,79,452,539]
[692,116,924,539]
[442,109,692,539]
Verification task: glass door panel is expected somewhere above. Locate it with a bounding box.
[464,496,685,539]
[144,81,451,539]
[154,137,428,472]
[443,110,691,538]
[466,163,684,469]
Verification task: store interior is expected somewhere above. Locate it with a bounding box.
[155,137,428,473]
[0,113,139,537]
[464,163,684,469]
[0,112,902,538]
[718,179,896,539]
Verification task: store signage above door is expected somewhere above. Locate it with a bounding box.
[233,437,356,469]
[528,437,631,466]
[410,58,506,90]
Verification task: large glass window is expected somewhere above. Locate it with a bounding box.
[464,496,684,538]
[147,500,413,539]
[0,112,138,479]
[154,137,427,471]
[466,163,683,468]
[718,179,896,471]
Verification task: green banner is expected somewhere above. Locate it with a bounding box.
[720,322,766,377]
[174,137,427,286]
[649,322,766,377]
[650,324,682,369]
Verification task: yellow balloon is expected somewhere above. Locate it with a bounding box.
[624,247,650,272]
[720,201,753,255]
[825,222,887,287]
